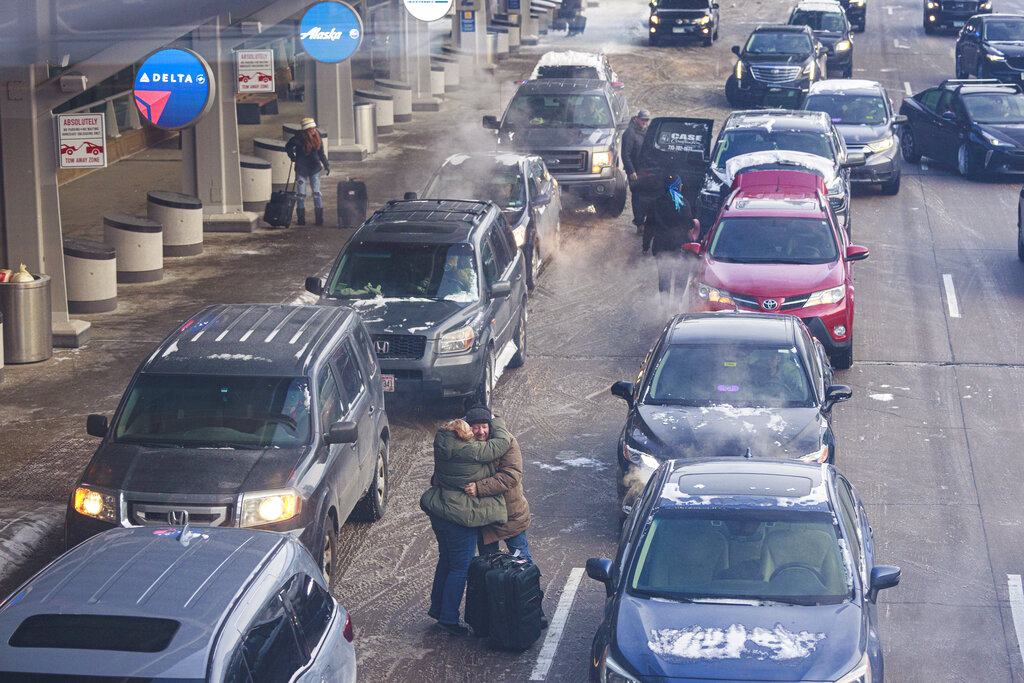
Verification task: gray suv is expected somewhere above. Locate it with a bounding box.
[0,527,356,681]
[307,199,528,410]
[483,78,629,217]
[66,304,389,587]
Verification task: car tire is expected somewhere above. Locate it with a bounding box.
[526,236,541,290]
[832,345,853,371]
[713,25,719,40]
[957,143,980,178]
[355,440,389,522]
[595,171,627,218]
[649,34,660,47]
[474,346,495,408]
[725,76,742,107]
[508,306,527,369]
[901,126,922,163]
[319,514,337,588]
[881,173,901,195]
[702,33,713,47]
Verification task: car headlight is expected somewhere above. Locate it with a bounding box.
[981,130,1014,147]
[981,1,992,8]
[835,653,872,683]
[987,52,1006,62]
[650,13,660,24]
[926,1,937,7]
[698,14,711,24]
[803,61,816,78]
[697,283,735,306]
[513,224,526,247]
[866,136,894,153]
[592,151,613,173]
[804,285,846,307]
[240,489,299,527]
[438,325,475,354]
[799,444,829,463]
[73,486,119,524]
[834,40,851,52]
[601,651,640,683]
[735,60,744,79]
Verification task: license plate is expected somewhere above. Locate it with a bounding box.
[671,27,690,33]
[382,374,395,392]
[953,20,965,27]
[769,87,783,93]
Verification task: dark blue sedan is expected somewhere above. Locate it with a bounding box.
[587,459,900,682]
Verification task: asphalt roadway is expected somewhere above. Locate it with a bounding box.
[2,0,1024,680]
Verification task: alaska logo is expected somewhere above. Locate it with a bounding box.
[301,26,359,40]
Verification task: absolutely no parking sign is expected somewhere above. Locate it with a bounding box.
[300,1,363,63]
[133,48,215,130]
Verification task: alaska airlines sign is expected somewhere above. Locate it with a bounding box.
[300,2,363,63]
[133,48,215,130]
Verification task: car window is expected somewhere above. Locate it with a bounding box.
[227,592,307,683]
[317,367,342,430]
[937,90,958,116]
[708,216,839,264]
[962,92,1024,124]
[790,9,847,32]
[834,476,866,584]
[918,88,941,113]
[491,228,513,273]
[479,235,500,284]
[353,324,377,375]
[334,339,365,411]
[805,94,888,125]
[423,161,526,210]
[984,18,1024,41]
[281,573,335,655]
[802,329,825,400]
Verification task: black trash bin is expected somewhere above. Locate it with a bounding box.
[337,179,368,229]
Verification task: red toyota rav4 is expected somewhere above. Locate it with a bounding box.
[686,169,869,369]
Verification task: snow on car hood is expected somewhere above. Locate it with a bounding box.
[725,151,836,185]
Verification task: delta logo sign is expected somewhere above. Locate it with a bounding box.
[134,48,215,130]
[300,1,363,63]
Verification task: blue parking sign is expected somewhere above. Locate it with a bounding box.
[461,10,476,32]
[133,48,215,131]
[300,1,364,63]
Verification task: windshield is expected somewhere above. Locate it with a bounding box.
[629,509,852,605]
[804,94,887,125]
[744,31,814,54]
[113,374,311,448]
[984,18,1024,41]
[423,162,527,210]
[962,92,1024,124]
[645,344,814,407]
[709,216,839,264]
[789,9,846,32]
[325,242,479,303]
[714,129,834,168]
[504,93,613,128]
[657,0,712,9]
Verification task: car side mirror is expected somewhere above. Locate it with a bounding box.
[712,2,719,7]
[610,381,635,407]
[731,45,741,56]
[682,242,701,256]
[305,276,324,296]
[845,245,869,261]
[483,115,500,130]
[533,192,552,206]
[869,565,901,601]
[86,414,108,438]
[843,152,866,168]
[893,114,908,124]
[489,280,512,298]
[586,557,615,597]
[326,421,359,444]
[404,191,418,200]
[941,110,957,122]
[824,384,852,410]
[611,81,625,90]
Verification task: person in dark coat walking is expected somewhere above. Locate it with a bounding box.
[621,109,651,233]
[285,117,330,226]
[642,174,700,307]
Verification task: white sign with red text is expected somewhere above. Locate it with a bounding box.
[57,113,107,168]
[235,49,275,93]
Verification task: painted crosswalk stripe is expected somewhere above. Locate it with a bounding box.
[904,81,913,96]
[1008,575,1024,659]
[943,274,960,318]
[530,567,585,681]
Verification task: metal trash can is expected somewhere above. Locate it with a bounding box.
[337,179,368,229]
[354,102,378,155]
[0,273,52,364]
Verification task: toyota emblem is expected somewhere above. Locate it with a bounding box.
[762,299,779,311]
[168,509,189,526]
[375,340,389,354]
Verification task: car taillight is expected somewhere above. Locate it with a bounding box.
[343,611,354,642]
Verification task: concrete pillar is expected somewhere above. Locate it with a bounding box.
[308,58,366,161]
[453,0,488,66]
[510,0,537,44]
[182,17,258,232]
[406,9,441,112]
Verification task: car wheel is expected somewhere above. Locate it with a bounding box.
[713,25,719,40]
[957,143,980,178]
[356,441,389,522]
[594,171,627,218]
[832,345,853,371]
[319,515,337,587]
[474,347,495,408]
[881,173,901,195]
[901,126,922,163]
[508,305,527,369]
[725,76,742,107]
[526,237,541,290]
[702,33,713,47]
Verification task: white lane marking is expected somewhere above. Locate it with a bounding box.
[887,6,893,14]
[894,39,910,49]
[904,81,913,95]
[1008,575,1024,661]
[943,274,961,318]
[530,567,585,681]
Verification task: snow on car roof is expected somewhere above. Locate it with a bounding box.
[809,79,884,94]
[725,151,836,184]
[530,50,608,80]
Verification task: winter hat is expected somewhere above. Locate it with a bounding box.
[636,109,651,120]
[464,405,492,426]
[300,117,317,130]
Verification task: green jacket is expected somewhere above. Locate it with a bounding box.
[420,418,511,527]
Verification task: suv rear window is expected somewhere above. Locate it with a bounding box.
[10,614,180,652]
[326,242,480,304]
[534,65,601,79]
[789,9,846,32]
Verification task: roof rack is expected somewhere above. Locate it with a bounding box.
[939,78,1020,93]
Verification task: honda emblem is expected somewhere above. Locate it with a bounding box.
[762,299,779,311]
[375,340,390,354]
[168,509,189,526]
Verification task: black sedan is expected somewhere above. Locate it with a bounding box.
[587,459,901,683]
[900,78,1024,178]
[956,14,1024,82]
[610,312,851,514]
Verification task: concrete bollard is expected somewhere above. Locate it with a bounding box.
[253,137,292,190]
[103,213,163,283]
[63,238,117,313]
[433,55,460,91]
[147,191,203,256]
[430,65,446,98]
[240,155,273,212]
[374,80,413,123]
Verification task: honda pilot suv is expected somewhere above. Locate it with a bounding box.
[726,24,827,109]
[308,199,528,410]
[483,78,629,217]
[66,304,390,587]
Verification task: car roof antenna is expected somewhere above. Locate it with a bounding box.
[177,511,196,547]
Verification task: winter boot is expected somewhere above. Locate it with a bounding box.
[315,207,324,226]
[296,208,306,226]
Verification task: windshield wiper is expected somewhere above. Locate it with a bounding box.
[634,589,698,602]
[194,441,264,450]
[120,440,182,449]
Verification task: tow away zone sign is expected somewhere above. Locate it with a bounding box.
[236,49,275,93]
[57,113,106,169]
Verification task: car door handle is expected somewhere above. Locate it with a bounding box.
[368,404,375,414]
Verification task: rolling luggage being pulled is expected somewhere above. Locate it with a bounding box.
[263,163,297,228]
[465,552,543,651]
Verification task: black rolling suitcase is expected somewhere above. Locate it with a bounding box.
[466,552,543,651]
[336,178,368,229]
[263,164,297,228]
